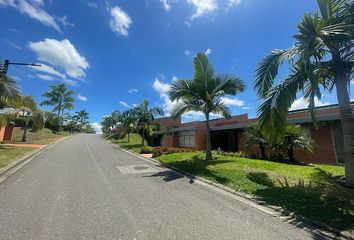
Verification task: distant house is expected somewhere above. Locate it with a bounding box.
[155,103,354,165]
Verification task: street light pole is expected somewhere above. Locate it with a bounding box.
[1,59,41,75]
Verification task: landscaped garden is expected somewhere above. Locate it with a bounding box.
[156,151,354,232]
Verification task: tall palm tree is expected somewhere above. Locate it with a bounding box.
[121,109,135,142]
[0,72,21,109]
[243,124,268,159]
[169,53,245,160]
[254,0,354,185]
[132,99,164,146]
[16,96,43,142]
[40,83,75,129]
[74,110,89,132]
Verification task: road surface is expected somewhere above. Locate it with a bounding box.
[0,134,327,239]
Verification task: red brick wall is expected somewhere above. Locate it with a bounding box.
[0,125,14,141]
[155,117,181,128]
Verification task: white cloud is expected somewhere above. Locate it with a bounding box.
[128,88,138,94]
[184,50,191,56]
[77,94,88,101]
[55,15,75,28]
[86,1,98,8]
[5,40,22,50]
[160,0,171,11]
[29,63,66,79]
[205,48,212,55]
[227,0,242,8]
[290,97,330,111]
[351,79,354,84]
[242,106,250,110]
[91,122,102,134]
[172,76,178,81]
[119,101,130,108]
[0,0,61,32]
[186,0,217,22]
[63,79,78,87]
[109,6,132,37]
[28,38,89,79]
[36,74,56,81]
[221,96,244,107]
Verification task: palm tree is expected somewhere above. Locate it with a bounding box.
[169,53,245,160]
[275,125,314,162]
[16,96,43,142]
[40,83,75,129]
[254,0,354,185]
[0,72,21,109]
[131,99,164,146]
[101,111,121,135]
[74,110,89,132]
[121,109,135,142]
[243,124,268,159]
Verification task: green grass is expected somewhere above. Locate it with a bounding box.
[157,152,354,232]
[112,133,146,153]
[11,127,66,145]
[0,146,36,169]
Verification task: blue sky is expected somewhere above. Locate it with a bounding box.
[1,0,353,131]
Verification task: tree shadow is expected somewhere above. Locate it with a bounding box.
[247,169,354,232]
[145,170,184,182]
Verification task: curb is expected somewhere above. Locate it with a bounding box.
[0,136,68,184]
[110,142,353,240]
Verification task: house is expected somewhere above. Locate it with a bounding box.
[155,102,354,165]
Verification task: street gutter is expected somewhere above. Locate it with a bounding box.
[111,141,353,240]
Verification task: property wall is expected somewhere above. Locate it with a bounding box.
[0,127,6,141]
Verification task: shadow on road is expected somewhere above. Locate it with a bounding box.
[145,170,184,182]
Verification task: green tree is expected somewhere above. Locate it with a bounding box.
[101,111,121,135]
[0,72,21,109]
[243,124,268,159]
[274,125,314,162]
[169,53,245,160]
[131,99,164,146]
[254,0,354,185]
[16,96,43,142]
[121,109,135,142]
[74,110,89,132]
[40,83,75,129]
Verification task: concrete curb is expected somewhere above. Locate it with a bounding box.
[0,136,69,184]
[110,142,353,240]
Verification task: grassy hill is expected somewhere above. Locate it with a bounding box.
[113,133,146,153]
[11,127,66,145]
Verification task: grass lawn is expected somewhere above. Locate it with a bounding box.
[11,127,67,145]
[157,152,354,232]
[0,146,36,169]
[112,133,145,153]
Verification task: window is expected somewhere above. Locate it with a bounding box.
[178,131,195,147]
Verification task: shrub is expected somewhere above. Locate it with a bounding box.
[140,146,154,154]
[152,146,194,158]
[213,151,248,158]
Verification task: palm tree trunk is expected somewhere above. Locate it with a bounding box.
[142,125,145,146]
[205,113,212,160]
[288,146,294,162]
[335,70,354,186]
[22,119,29,142]
[260,144,266,160]
[128,129,130,143]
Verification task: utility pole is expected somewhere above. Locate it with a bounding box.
[0,59,41,75]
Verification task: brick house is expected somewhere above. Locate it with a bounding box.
[155,103,354,165]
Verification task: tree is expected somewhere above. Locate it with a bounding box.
[131,99,164,146]
[16,96,43,142]
[275,125,314,162]
[0,72,21,109]
[121,109,135,142]
[254,0,354,185]
[40,83,75,129]
[101,111,121,135]
[243,124,268,159]
[169,52,245,160]
[74,110,89,132]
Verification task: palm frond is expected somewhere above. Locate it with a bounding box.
[254,47,298,98]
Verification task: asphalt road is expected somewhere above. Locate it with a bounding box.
[0,134,328,240]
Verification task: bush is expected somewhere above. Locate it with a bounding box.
[140,146,154,154]
[152,146,194,158]
[213,151,249,158]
